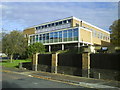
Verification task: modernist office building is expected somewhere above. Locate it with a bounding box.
[23,16,110,52]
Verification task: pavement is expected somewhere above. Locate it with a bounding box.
[1,66,120,89]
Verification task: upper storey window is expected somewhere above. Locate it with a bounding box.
[35,19,72,33]
[48,24,51,27]
[36,27,38,30]
[42,26,44,29]
[55,22,59,26]
[63,20,67,24]
[45,25,47,28]
[52,23,54,26]
[59,21,62,25]
[68,19,71,23]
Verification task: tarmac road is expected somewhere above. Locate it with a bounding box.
[2,72,92,89]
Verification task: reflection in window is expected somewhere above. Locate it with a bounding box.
[63,30,67,41]
[68,19,71,23]
[45,33,49,43]
[52,23,54,26]
[33,36,35,42]
[73,28,78,41]
[50,32,53,43]
[53,32,58,42]
[59,31,62,42]
[36,35,38,42]
[55,22,59,26]
[63,20,67,24]
[68,29,72,41]
[59,21,62,25]
[39,34,42,43]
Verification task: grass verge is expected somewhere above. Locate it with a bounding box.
[0,59,31,68]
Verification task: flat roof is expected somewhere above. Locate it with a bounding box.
[25,16,110,34]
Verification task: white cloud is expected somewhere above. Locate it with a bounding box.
[1,2,118,31]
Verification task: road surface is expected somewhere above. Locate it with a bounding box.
[2,72,91,89]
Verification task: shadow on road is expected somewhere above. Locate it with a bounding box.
[2,81,21,88]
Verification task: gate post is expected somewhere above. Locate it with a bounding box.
[82,52,90,78]
[32,53,39,71]
[51,53,58,74]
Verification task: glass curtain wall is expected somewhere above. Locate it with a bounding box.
[68,29,72,41]
[30,28,78,44]
[73,28,78,41]
[63,30,67,42]
[50,32,53,43]
[53,32,58,42]
[58,31,62,42]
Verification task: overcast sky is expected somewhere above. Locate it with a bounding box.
[1,2,118,32]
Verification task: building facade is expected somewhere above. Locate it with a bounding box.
[23,16,110,52]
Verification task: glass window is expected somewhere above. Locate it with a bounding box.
[36,35,38,42]
[55,22,59,26]
[98,32,100,38]
[38,26,41,29]
[68,19,71,23]
[59,21,62,25]
[43,34,45,43]
[45,33,49,43]
[63,30,67,41]
[50,32,53,43]
[52,23,54,26]
[73,28,78,41]
[68,29,72,41]
[39,34,42,42]
[58,31,62,42]
[45,25,47,28]
[63,20,67,24]
[35,27,38,30]
[73,28,78,37]
[48,24,51,27]
[53,32,58,42]
[39,34,42,41]
[42,26,44,29]
[33,36,35,42]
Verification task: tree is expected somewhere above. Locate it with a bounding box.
[109,19,120,46]
[2,31,28,62]
[27,42,45,57]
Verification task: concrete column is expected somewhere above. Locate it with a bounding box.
[78,42,80,53]
[51,53,58,74]
[32,53,39,71]
[62,44,64,50]
[82,53,90,78]
[78,42,80,47]
[49,45,51,52]
[82,43,85,46]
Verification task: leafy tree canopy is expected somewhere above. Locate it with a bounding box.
[2,30,28,62]
[109,19,120,46]
[27,42,45,57]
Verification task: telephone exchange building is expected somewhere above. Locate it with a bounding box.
[23,16,110,52]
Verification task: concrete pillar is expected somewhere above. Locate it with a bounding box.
[49,45,51,52]
[82,53,90,78]
[82,43,85,46]
[78,42,80,53]
[51,53,58,74]
[32,53,39,71]
[78,42,80,47]
[62,44,64,50]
